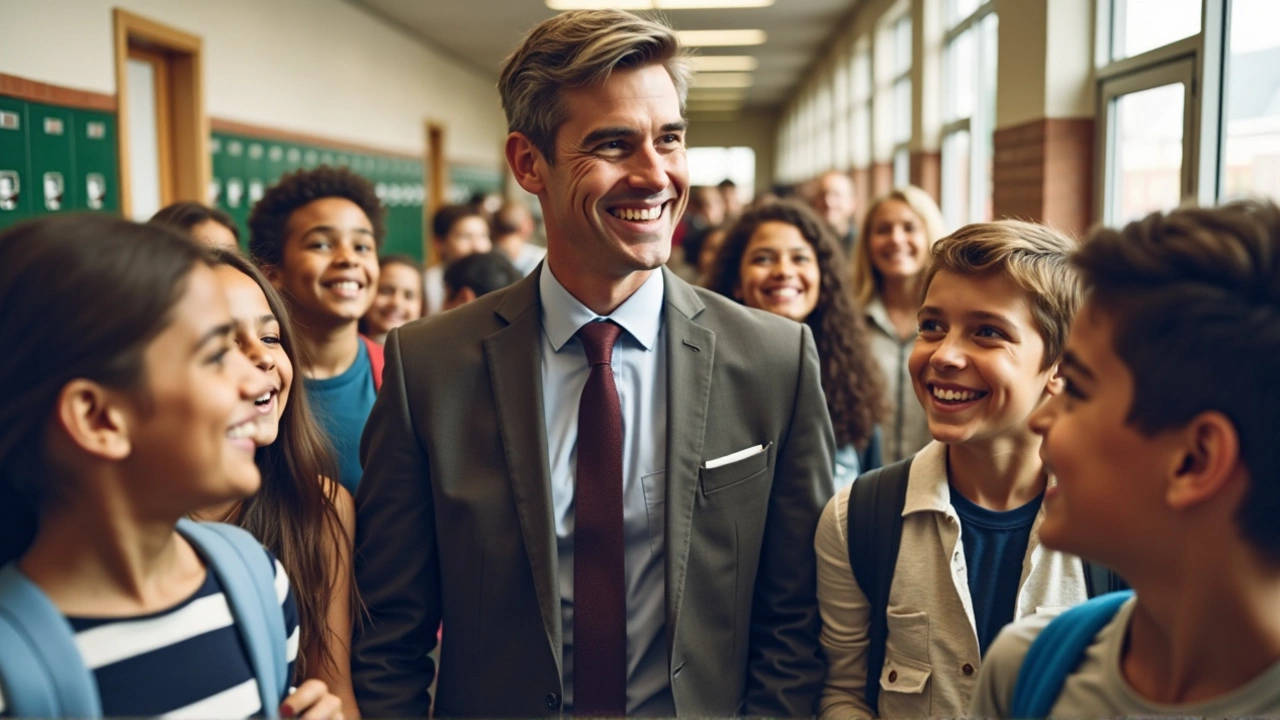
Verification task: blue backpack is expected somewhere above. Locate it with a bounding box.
[0,519,288,718]
[1009,590,1134,718]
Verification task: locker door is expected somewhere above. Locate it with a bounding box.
[0,96,31,230]
[73,110,119,214]
[27,103,78,215]
[221,136,249,237]
[210,134,225,208]
[245,140,267,213]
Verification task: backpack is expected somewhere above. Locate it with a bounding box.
[845,458,1128,714]
[1008,590,1134,718]
[0,519,288,719]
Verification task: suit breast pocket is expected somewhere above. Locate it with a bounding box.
[699,445,771,507]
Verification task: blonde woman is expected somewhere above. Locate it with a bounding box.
[850,186,945,462]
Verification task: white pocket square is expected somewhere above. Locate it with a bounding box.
[704,444,766,469]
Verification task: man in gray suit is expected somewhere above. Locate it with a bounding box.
[352,10,834,717]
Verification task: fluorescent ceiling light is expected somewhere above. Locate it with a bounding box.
[689,55,759,72]
[691,72,754,88]
[677,29,767,47]
[547,0,772,8]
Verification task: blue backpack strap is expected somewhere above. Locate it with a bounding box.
[177,519,287,719]
[1009,590,1133,718]
[0,562,103,718]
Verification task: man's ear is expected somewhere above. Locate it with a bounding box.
[1166,411,1242,511]
[55,380,133,462]
[506,132,547,196]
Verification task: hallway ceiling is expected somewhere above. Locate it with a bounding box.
[353,0,859,114]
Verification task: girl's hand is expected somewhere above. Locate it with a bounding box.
[281,679,345,720]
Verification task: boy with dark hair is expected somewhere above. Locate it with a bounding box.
[424,203,492,314]
[817,221,1093,719]
[249,165,385,493]
[442,251,522,310]
[971,199,1280,717]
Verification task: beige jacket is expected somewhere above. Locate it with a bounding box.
[815,441,1088,719]
[864,297,931,463]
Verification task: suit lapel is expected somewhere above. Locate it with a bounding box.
[661,268,715,658]
[484,269,563,672]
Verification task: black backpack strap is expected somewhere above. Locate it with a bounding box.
[1082,560,1130,598]
[846,456,913,715]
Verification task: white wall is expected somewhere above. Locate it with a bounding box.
[0,0,507,165]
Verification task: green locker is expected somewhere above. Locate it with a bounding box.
[284,146,304,177]
[72,109,118,214]
[266,143,288,188]
[245,139,267,212]
[0,96,31,230]
[221,135,250,237]
[210,135,225,210]
[27,102,77,215]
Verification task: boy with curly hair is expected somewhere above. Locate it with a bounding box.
[249,166,386,493]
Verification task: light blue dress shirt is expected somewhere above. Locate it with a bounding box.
[539,265,672,716]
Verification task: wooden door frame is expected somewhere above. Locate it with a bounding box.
[114,8,207,219]
[424,121,446,264]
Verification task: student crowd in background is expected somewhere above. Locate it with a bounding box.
[3,8,1280,720]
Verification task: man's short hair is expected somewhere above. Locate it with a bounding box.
[444,252,523,299]
[493,201,532,237]
[922,220,1082,369]
[432,203,490,241]
[1076,199,1280,562]
[498,10,692,163]
[248,166,385,267]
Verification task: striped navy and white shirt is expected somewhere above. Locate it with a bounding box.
[0,552,299,718]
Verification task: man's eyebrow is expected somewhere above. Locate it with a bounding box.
[661,120,689,134]
[582,127,638,147]
[1061,350,1096,381]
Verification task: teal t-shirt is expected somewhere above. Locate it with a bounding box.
[305,339,376,494]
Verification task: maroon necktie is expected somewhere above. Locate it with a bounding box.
[574,320,627,716]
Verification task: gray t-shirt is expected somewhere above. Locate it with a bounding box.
[971,596,1280,717]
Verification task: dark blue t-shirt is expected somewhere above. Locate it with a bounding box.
[305,339,376,494]
[949,483,1044,656]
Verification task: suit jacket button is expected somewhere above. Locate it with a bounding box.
[962,663,975,676]
[545,693,561,709]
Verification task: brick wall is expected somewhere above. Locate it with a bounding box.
[992,117,1094,237]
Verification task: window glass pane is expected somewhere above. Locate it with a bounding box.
[894,78,912,143]
[1111,83,1185,223]
[893,147,911,187]
[946,0,982,29]
[942,129,972,227]
[1221,0,1280,202]
[895,17,913,76]
[945,27,977,122]
[1115,0,1201,59]
[853,102,872,168]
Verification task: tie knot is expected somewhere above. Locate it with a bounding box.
[577,320,623,366]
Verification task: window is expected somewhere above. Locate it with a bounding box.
[1104,73,1191,223]
[851,42,873,171]
[941,0,997,227]
[891,14,912,186]
[687,146,756,198]
[1111,0,1202,60]
[1220,0,1280,201]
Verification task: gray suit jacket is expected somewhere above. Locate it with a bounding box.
[352,266,835,717]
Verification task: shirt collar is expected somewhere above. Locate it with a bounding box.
[902,440,954,516]
[538,264,665,352]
